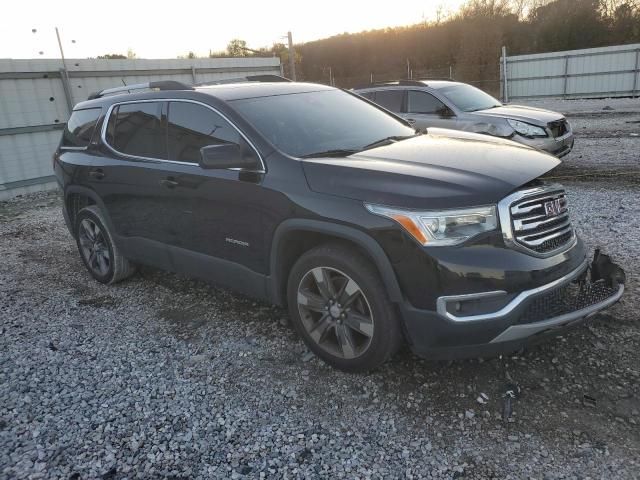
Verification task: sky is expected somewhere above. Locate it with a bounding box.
[1,0,466,59]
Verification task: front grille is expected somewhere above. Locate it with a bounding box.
[548,119,568,138]
[509,188,574,255]
[519,279,619,324]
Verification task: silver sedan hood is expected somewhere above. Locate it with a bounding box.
[474,105,565,127]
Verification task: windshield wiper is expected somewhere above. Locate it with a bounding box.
[301,149,360,159]
[468,105,501,112]
[361,133,421,151]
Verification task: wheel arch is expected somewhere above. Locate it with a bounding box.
[268,219,403,306]
[64,186,114,235]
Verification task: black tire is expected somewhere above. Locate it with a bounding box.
[287,243,402,372]
[74,205,136,284]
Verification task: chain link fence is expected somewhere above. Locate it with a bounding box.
[306,62,502,98]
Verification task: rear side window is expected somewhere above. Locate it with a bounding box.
[62,108,101,147]
[374,90,404,113]
[407,91,447,114]
[358,91,375,100]
[107,102,166,159]
[167,102,240,163]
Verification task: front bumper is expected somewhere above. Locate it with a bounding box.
[514,131,574,158]
[401,251,625,359]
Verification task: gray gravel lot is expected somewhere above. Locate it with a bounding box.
[523,98,640,178]
[1,101,640,479]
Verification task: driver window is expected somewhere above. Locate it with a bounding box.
[167,102,240,163]
[407,91,450,116]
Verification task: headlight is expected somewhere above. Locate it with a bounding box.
[365,204,497,246]
[507,119,547,138]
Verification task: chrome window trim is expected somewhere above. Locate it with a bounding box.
[60,146,88,151]
[100,98,266,173]
[437,256,589,323]
[497,183,577,258]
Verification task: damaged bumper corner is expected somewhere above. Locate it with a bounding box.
[403,250,626,360]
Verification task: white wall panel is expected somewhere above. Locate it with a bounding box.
[0,57,280,197]
[502,43,640,100]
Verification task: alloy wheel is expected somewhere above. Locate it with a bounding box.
[78,218,111,277]
[297,267,374,359]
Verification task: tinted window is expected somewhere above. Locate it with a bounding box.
[373,90,404,113]
[167,102,240,163]
[109,102,165,159]
[231,89,415,158]
[407,91,447,114]
[62,108,101,147]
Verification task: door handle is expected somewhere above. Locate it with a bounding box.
[159,178,179,188]
[89,169,105,180]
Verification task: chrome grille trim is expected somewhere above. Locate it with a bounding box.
[498,184,576,257]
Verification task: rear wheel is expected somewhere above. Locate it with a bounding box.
[74,205,136,284]
[287,243,402,372]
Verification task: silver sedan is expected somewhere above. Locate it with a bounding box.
[355,80,574,158]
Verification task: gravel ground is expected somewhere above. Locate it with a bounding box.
[1,106,639,479]
[522,97,640,177]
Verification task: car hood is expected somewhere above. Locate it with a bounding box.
[474,105,565,126]
[302,129,560,209]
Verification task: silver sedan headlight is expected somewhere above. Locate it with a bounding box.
[365,204,497,246]
[507,119,547,138]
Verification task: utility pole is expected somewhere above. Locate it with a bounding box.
[55,27,73,113]
[287,31,297,81]
[502,46,509,103]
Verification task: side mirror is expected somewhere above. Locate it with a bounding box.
[199,142,260,170]
[438,106,455,118]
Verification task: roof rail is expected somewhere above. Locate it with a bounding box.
[355,78,454,89]
[195,74,291,86]
[87,80,193,100]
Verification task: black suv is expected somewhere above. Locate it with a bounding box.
[54,77,625,372]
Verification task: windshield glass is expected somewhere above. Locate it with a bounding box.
[231,89,415,157]
[435,84,502,112]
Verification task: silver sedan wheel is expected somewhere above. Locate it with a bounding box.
[297,267,374,359]
[78,218,110,277]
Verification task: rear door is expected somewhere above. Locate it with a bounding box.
[405,90,458,131]
[96,100,193,267]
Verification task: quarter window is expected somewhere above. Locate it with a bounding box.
[374,90,404,113]
[407,91,447,114]
[167,102,240,163]
[62,108,101,147]
[107,102,166,159]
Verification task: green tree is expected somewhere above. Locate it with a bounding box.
[226,39,248,57]
[97,53,127,59]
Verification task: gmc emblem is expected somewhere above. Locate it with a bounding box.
[544,199,563,217]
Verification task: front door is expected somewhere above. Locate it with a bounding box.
[404,90,458,131]
[163,100,267,278]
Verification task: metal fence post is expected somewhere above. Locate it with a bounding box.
[633,49,640,97]
[191,66,197,84]
[562,55,569,98]
[501,46,508,103]
[58,68,74,115]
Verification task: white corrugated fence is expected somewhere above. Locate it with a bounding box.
[0,57,281,200]
[500,43,640,101]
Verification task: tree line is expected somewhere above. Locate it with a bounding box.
[94,0,639,93]
[295,0,640,89]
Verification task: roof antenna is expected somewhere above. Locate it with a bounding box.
[121,78,130,93]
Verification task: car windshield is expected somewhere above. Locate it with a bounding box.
[230,89,416,157]
[435,84,502,112]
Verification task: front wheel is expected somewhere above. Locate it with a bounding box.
[287,243,402,372]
